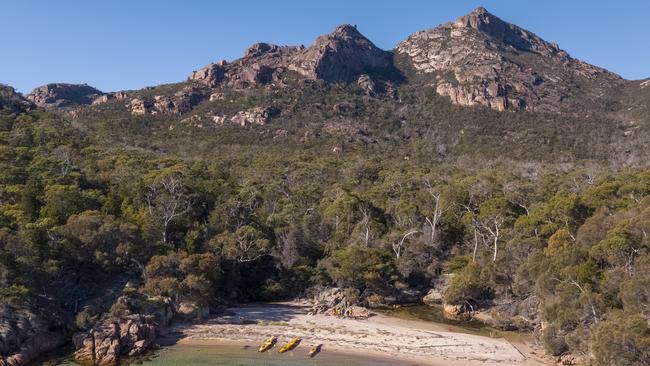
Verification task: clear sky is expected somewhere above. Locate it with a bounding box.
[3,0,649,93]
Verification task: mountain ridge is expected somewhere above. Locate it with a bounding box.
[23,7,640,113]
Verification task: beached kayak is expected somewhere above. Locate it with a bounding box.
[278,338,301,353]
[258,336,277,352]
[308,344,322,358]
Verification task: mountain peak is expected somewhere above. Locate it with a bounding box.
[453,7,516,43]
[396,8,623,112]
[330,24,362,38]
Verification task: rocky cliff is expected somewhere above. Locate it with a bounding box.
[395,7,625,112]
[190,24,393,89]
[26,83,104,108]
[0,299,70,366]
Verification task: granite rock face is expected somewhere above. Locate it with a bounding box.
[0,300,70,366]
[230,106,280,126]
[26,83,104,108]
[0,85,33,113]
[190,24,394,90]
[129,87,206,115]
[395,7,624,112]
[72,315,156,365]
[290,24,393,82]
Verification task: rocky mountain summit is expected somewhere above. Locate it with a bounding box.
[22,9,638,116]
[396,7,624,112]
[26,83,104,108]
[190,24,393,89]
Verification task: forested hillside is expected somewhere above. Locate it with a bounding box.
[1,84,649,364]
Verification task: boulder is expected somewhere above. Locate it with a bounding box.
[313,287,344,308]
[423,288,444,305]
[423,274,454,306]
[176,302,209,320]
[442,303,467,319]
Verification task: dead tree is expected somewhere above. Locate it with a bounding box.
[146,174,191,245]
[391,229,419,259]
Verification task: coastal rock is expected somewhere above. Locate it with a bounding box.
[177,302,209,320]
[442,303,467,319]
[313,287,345,308]
[0,299,70,366]
[230,106,280,126]
[473,296,540,331]
[72,315,156,365]
[423,274,454,306]
[423,288,444,305]
[395,7,624,112]
[26,83,104,108]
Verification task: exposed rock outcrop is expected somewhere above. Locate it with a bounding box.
[423,274,454,306]
[230,106,280,126]
[395,7,624,112]
[190,24,396,90]
[129,87,206,115]
[0,85,33,113]
[290,25,393,82]
[129,98,151,115]
[72,315,156,365]
[0,299,70,366]
[190,60,227,87]
[26,83,104,108]
[72,294,174,365]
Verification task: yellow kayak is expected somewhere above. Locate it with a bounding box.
[308,344,322,358]
[278,338,301,353]
[258,336,277,352]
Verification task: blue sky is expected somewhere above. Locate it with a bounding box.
[3,0,649,93]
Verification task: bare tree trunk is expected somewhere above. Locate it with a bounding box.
[472,228,478,263]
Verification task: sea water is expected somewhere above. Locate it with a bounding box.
[38,344,421,366]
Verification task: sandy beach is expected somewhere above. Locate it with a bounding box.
[164,303,552,366]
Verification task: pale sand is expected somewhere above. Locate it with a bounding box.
[166,302,552,365]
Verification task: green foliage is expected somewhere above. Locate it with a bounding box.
[0,102,649,364]
[592,310,650,366]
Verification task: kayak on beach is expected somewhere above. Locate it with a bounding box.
[308,344,322,358]
[278,338,301,353]
[258,336,277,352]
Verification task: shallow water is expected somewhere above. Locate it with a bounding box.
[38,344,422,366]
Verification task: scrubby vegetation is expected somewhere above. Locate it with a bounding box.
[1,79,650,366]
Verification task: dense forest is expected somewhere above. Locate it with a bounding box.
[1,83,649,365]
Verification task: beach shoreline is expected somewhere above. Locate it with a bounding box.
[162,302,552,366]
